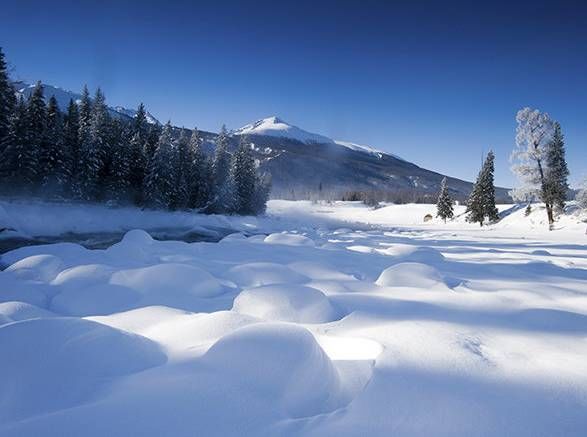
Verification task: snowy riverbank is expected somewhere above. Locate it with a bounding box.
[0,199,586,436]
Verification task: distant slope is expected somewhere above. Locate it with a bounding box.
[12,81,160,125]
[232,117,510,202]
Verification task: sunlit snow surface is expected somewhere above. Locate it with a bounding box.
[1,200,587,436]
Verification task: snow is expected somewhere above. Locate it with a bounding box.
[1,199,587,436]
[234,116,335,145]
[234,117,405,161]
[232,284,339,323]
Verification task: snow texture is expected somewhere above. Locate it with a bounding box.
[1,199,587,436]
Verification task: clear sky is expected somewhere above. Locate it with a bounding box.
[2,0,586,187]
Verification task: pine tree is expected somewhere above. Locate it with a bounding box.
[144,123,161,165]
[25,81,46,188]
[0,96,29,190]
[187,128,210,209]
[230,135,256,215]
[106,119,132,203]
[128,131,146,204]
[251,172,272,215]
[436,177,454,222]
[209,124,233,213]
[40,96,67,193]
[467,151,499,226]
[79,88,108,200]
[61,99,79,193]
[133,103,148,141]
[173,128,190,209]
[144,122,176,209]
[544,122,569,213]
[0,47,16,149]
[76,85,92,199]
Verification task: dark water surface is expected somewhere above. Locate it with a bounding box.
[0,226,237,255]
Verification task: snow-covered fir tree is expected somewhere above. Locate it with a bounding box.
[436,177,454,222]
[187,128,210,209]
[40,96,68,193]
[510,107,556,225]
[0,47,16,147]
[209,124,233,213]
[0,96,29,189]
[24,81,47,187]
[172,128,190,209]
[61,99,79,194]
[75,85,92,199]
[251,172,272,215]
[230,135,257,215]
[79,88,108,200]
[144,122,176,209]
[467,151,498,226]
[544,122,569,213]
[106,119,132,203]
[128,131,147,203]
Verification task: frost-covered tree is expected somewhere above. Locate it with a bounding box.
[40,96,68,192]
[510,107,556,225]
[577,180,587,210]
[230,136,256,215]
[0,47,15,148]
[209,125,233,213]
[144,122,176,209]
[436,177,454,222]
[467,151,498,226]
[544,122,569,213]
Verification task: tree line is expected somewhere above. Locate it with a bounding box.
[436,107,572,228]
[0,48,270,215]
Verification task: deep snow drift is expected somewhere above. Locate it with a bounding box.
[1,200,586,436]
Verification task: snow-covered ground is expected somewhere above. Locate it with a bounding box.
[1,200,586,436]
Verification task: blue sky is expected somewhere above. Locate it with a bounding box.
[2,0,586,187]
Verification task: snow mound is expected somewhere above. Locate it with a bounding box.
[51,283,141,316]
[203,323,341,417]
[0,317,166,422]
[233,284,339,323]
[288,261,356,281]
[5,254,64,282]
[52,264,115,291]
[225,262,307,288]
[264,232,315,247]
[379,245,445,264]
[106,229,155,262]
[0,301,55,324]
[0,275,50,307]
[111,263,224,298]
[376,262,448,288]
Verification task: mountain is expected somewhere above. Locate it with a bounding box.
[232,116,511,202]
[234,116,334,145]
[13,81,160,125]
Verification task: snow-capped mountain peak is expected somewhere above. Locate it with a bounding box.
[234,116,335,145]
